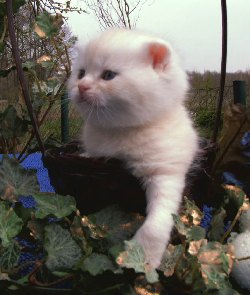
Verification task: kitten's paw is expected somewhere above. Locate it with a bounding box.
[134,224,169,269]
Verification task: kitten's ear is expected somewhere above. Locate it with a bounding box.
[148,43,170,71]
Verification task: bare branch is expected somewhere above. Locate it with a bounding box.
[85,0,149,29]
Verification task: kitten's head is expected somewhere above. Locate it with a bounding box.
[68,29,188,128]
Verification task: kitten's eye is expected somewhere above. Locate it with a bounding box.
[78,69,85,79]
[101,70,117,81]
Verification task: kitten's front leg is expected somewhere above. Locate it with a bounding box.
[134,174,185,268]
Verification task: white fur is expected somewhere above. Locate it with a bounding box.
[68,29,198,268]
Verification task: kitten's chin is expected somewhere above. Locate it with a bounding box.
[75,93,100,106]
[85,111,156,129]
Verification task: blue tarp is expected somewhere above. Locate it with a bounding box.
[0,153,55,193]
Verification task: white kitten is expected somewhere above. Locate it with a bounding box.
[68,29,198,268]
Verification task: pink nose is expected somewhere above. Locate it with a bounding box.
[78,84,90,94]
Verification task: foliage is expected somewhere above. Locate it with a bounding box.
[195,108,217,129]
[33,193,76,219]
[0,156,39,202]
[0,202,23,247]
[0,157,249,294]
[0,1,81,155]
[44,223,82,271]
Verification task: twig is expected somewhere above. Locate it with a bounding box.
[237,255,250,262]
[220,206,243,243]
[0,16,7,43]
[6,0,45,154]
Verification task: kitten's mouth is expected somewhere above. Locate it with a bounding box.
[77,93,99,106]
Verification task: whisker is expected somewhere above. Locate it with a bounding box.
[96,99,101,124]
[102,104,115,124]
[85,102,95,124]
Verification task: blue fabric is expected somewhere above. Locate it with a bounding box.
[0,153,55,193]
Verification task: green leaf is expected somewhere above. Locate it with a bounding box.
[0,65,16,78]
[34,12,63,38]
[219,252,231,274]
[207,208,226,241]
[0,105,30,139]
[187,226,206,241]
[0,202,23,247]
[159,244,183,277]
[224,186,246,212]
[70,215,92,257]
[172,213,188,236]
[117,240,159,283]
[22,61,36,69]
[182,196,204,225]
[0,156,39,202]
[81,253,116,276]
[85,205,143,247]
[197,241,233,290]
[201,266,231,290]
[33,193,76,219]
[44,223,82,271]
[0,240,20,271]
[109,243,124,260]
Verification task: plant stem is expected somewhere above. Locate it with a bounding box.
[213,0,227,143]
[237,255,250,262]
[220,206,243,243]
[6,0,45,154]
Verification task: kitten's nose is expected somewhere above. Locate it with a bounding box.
[78,84,90,94]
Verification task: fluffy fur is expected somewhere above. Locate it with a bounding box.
[68,29,199,268]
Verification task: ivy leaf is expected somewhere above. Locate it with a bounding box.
[33,193,76,219]
[224,185,246,212]
[187,226,206,241]
[173,214,206,241]
[44,224,82,271]
[22,61,36,69]
[0,156,39,202]
[0,105,30,139]
[84,205,143,246]
[172,214,188,236]
[207,208,226,241]
[70,215,92,257]
[117,240,159,283]
[0,240,20,271]
[34,12,63,38]
[0,202,23,247]
[81,253,117,276]
[197,241,233,290]
[181,196,204,226]
[0,65,16,78]
[159,244,183,277]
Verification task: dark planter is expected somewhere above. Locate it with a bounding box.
[42,141,146,214]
